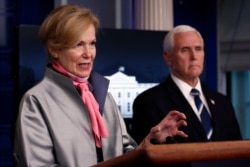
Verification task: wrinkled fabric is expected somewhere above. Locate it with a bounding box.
[14,64,137,167]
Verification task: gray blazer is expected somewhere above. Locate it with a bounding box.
[14,64,137,167]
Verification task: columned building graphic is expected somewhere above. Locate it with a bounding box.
[105,67,157,118]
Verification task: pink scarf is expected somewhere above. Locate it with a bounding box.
[52,62,108,147]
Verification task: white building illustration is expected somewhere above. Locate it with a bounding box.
[105,67,158,118]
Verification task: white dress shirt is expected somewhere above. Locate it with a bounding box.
[171,74,212,121]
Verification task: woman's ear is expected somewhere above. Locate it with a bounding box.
[48,46,58,59]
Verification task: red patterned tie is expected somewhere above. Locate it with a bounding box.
[74,81,108,147]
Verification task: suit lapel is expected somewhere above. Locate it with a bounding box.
[202,87,217,139]
[165,76,208,140]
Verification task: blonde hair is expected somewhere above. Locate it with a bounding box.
[39,4,99,53]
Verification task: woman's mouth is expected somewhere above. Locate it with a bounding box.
[78,63,91,69]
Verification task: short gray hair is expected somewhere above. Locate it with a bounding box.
[163,25,204,52]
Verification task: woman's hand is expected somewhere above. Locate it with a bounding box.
[138,110,188,148]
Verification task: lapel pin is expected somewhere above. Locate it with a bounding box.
[210,99,215,105]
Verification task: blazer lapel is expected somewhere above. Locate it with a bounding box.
[166,76,208,140]
[88,71,110,114]
[202,87,217,139]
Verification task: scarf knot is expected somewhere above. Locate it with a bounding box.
[52,61,109,147]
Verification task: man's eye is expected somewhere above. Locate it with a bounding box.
[196,47,202,51]
[91,41,96,46]
[181,48,188,52]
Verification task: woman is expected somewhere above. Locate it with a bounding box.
[14,4,187,167]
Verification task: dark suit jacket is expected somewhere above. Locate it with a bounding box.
[131,75,242,144]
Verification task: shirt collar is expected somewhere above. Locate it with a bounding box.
[171,74,202,98]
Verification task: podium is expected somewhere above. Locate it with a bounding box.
[92,140,250,167]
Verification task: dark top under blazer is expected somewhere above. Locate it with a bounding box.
[131,75,242,144]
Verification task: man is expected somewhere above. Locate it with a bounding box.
[131,25,242,145]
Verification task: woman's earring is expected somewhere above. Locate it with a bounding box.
[53,54,58,59]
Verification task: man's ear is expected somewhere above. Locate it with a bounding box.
[163,51,172,66]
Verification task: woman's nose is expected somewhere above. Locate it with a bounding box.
[82,46,91,57]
